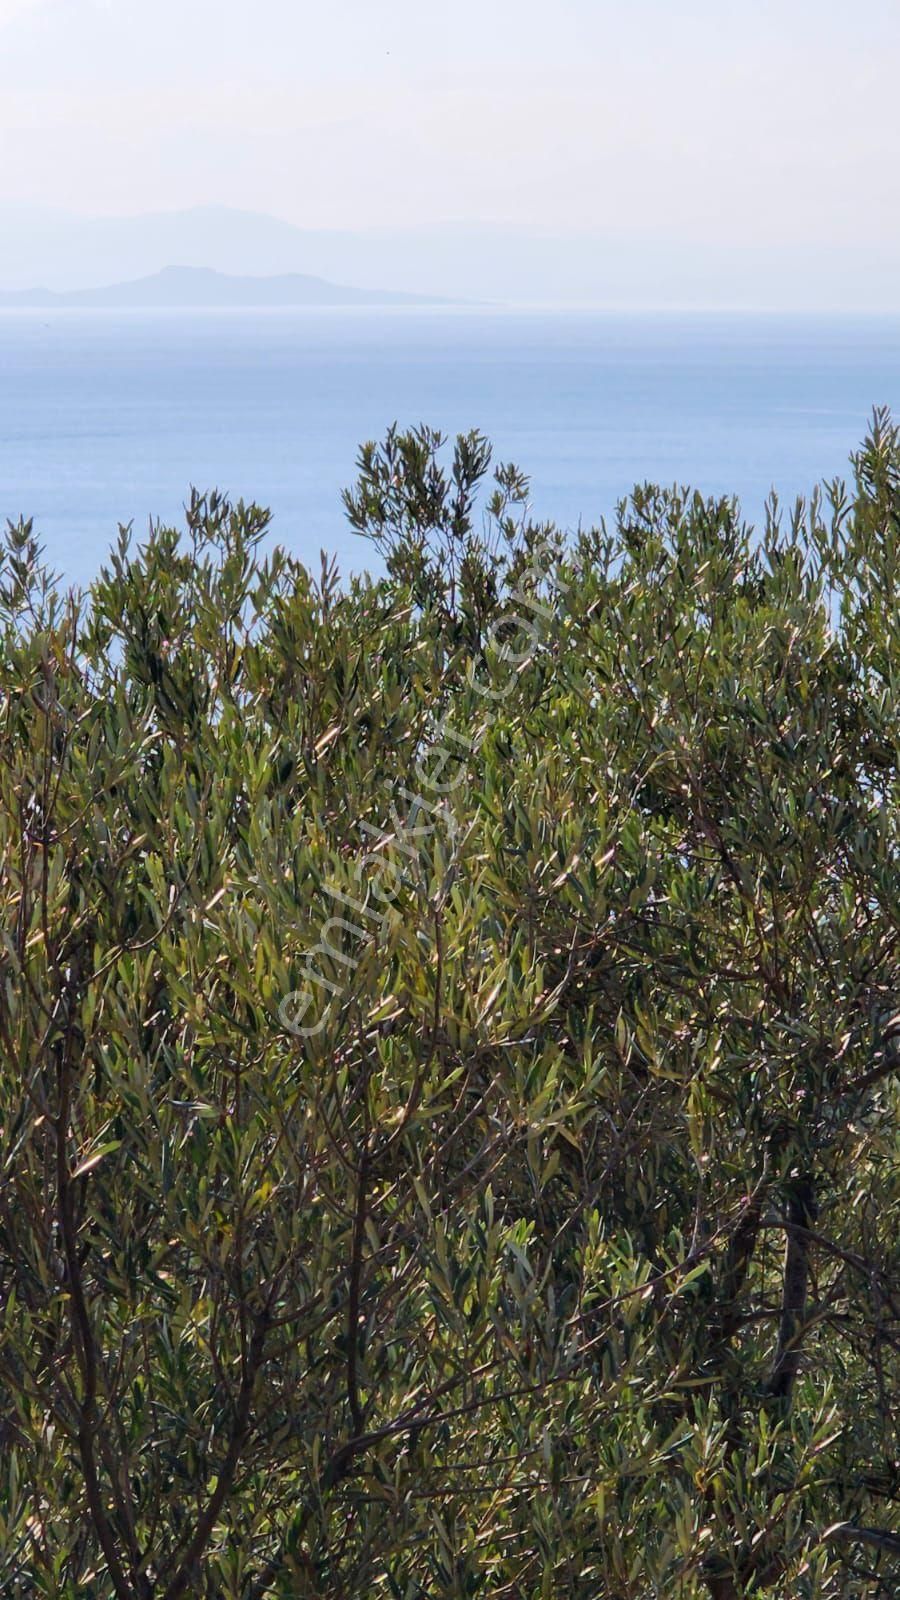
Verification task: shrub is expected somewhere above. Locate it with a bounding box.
[0,418,898,1598]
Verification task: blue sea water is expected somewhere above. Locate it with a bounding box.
[1,308,898,588]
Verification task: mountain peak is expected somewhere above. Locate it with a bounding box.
[0,264,445,310]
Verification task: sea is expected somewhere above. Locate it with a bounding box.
[1,308,898,589]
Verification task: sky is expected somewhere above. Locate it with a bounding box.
[0,0,899,301]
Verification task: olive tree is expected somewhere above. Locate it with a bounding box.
[0,419,897,1598]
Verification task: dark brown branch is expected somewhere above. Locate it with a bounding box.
[54,957,137,1600]
[709,1194,763,1347]
[824,1523,900,1557]
[346,1148,369,1437]
[160,1311,269,1600]
[767,1176,816,1405]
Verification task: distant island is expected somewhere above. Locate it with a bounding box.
[0,264,446,310]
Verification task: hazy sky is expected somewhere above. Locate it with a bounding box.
[1,0,898,250]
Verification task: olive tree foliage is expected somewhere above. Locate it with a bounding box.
[0,415,898,1600]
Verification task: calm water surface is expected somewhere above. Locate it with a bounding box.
[1,309,898,586]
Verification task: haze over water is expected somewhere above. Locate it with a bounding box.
[1,308,898,587]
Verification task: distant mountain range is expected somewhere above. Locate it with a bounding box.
[0,264,443,309]
[0,203,898,310]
